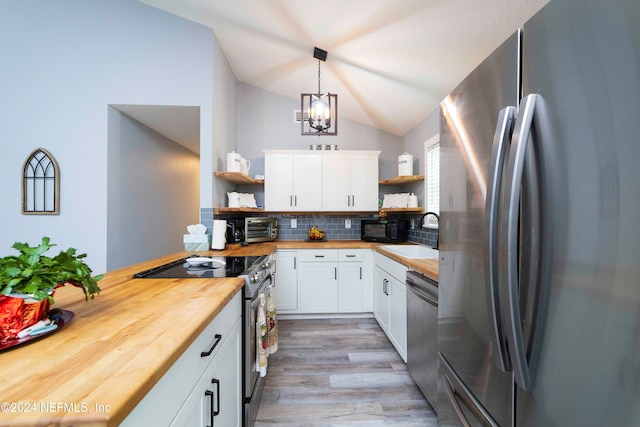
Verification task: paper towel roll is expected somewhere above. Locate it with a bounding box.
[211,220,227,250]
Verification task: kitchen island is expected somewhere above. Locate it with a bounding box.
[0,252,246,427]
[0,241,437,426]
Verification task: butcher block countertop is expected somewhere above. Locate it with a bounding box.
[216,240,438,281]
[0,253,244,427]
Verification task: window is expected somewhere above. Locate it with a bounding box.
[22,148,60,215]
[423,136,439,227]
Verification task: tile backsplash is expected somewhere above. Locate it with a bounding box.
[202,209,439,248]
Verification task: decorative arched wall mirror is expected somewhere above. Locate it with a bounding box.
[22,148,60,215]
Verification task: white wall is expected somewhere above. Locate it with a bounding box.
[107,109,200,270]
[0,0,215,273]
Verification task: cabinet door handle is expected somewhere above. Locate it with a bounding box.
[294,257,297,270]
[200,334,222,357]
[360,267,362,280]
[351,195,355,206]
[205,390,214,427]
[290,195,293,207]
[347,195,351,206]
[335,267,337,280]
[212,378,220,417]
[294,195,297,206]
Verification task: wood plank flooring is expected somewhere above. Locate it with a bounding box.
[255,318,437,426]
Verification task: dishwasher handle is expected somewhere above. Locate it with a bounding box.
[406,271,438,307]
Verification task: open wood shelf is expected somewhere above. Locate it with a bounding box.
[214,171,264,185]
[379,207,424,214]
[214,207,265,215]
[379,175,424,185]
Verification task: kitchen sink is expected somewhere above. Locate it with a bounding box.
[382,245,439,259]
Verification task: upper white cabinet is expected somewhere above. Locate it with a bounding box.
[322,151,380,211]
[264,150,379,212]
[264,151,322,211]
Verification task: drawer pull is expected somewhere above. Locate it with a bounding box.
[314,255,325,258]
[201,334,222,357]
[346,254,356,258]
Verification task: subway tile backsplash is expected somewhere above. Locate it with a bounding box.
[202,208,439,248]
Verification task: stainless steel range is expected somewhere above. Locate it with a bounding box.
[134,253,276,427]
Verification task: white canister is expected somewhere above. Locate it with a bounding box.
[226,151,242,173]
[240,158,251,175]
[408,193,418,208]
[398,152,414,176]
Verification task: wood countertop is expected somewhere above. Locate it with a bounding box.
[210,240,439,281]
[0,253,244,427]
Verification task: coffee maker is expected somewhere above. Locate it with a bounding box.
[226,218,245,243]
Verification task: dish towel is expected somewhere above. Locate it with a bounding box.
[256,294,268,377]
[266,285,278,354]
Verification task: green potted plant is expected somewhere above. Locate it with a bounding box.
[0,237,102,343]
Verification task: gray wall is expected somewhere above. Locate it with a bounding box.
[107,109,200,270]
[0,0,217,273]
[401,108,441,207]
[236,82,402,180]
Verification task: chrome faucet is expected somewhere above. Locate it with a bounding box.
[419,211,440,250]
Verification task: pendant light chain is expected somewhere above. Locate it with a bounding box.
[317,59,322,94]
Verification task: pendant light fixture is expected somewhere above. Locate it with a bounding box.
[301,47,337,135]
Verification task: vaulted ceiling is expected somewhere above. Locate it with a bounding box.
[139,0,548,137]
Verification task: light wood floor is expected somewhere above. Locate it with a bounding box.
[255,317,437,426]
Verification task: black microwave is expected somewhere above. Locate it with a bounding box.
[361,219,409,243]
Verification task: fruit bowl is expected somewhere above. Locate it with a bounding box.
[307,226,326,240]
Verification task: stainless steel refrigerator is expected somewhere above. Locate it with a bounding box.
[437,0,640,426]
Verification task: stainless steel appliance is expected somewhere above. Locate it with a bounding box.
[406,270,438,411]
[438,0,640,426]
[133,253,276,427]
[244,217,278,243]
[360,219,409,243]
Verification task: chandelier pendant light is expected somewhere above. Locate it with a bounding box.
[301,47,337,136]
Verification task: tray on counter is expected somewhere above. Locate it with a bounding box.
[0,308,74,352]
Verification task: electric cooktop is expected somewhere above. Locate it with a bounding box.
[133,255,263,279]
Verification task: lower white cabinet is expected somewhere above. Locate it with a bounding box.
[338,249,364,313]
[299,249,339,313]
[373,253,408,362]
[170,319,241,427]
[121,292,242,426]
[276,249,370,315]
[274,250,298,311]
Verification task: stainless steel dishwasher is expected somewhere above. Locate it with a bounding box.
[406,270,438,411]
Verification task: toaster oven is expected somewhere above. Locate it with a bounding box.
[244,217,278,243]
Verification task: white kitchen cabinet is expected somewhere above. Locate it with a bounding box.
[373,266,390,332]
[121,293,242,426]
[264,151,321,211]
[322,151,379,211]
[298,249,339,313]
[274,250,298,312]
[170,319,241,427]
[373,253,408,362]
[338,249,364,312]
[275,249,373,316]
[388,274,407,361]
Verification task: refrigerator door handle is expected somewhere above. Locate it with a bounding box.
[442,375,472,427]
[484,106,516,373]
[439,353,500,427]
[504,93,540,391]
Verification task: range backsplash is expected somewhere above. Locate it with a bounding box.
[201,209,438,248]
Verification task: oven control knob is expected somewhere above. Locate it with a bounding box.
[262,261,271,269]
[250,272,262,284]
